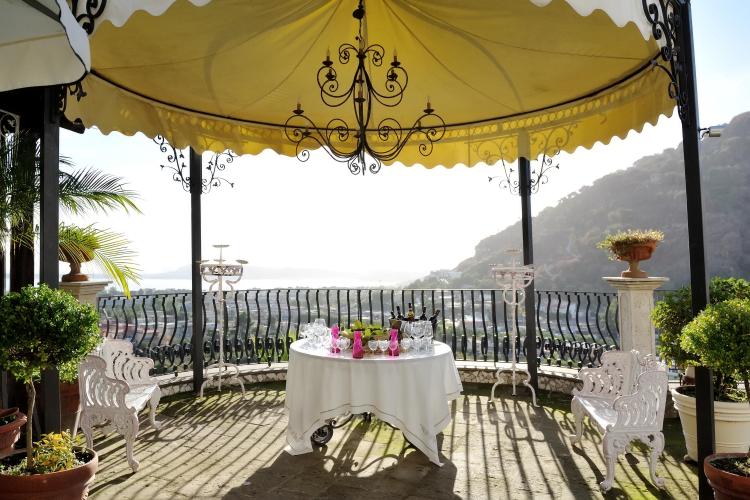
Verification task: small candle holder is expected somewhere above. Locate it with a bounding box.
[199,244,247,398]
[490,249,538,407]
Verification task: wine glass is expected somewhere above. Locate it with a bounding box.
[424,321,434,352]
[400,337,412,352]
[314,318,327,329]
[377,339,389,355]
[299,323,312,347]
[367,339,379,355]
[401,322,412,339]
[337,337,350,352]
[411,323,423,353]
[315,327,328,351]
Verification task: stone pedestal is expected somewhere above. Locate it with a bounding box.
[603,277,669,356]
[59,280,111,307]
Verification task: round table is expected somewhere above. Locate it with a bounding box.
[284,340,462,466]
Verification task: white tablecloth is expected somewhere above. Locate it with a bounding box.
[285,340,462,465]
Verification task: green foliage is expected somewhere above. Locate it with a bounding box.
[596,229,664,260]
[681,298,750,402]
[58,168,140,216]
[652,277,750,368]
[0,284,101,384]
[652,286,696,368]
[0,432,81,476]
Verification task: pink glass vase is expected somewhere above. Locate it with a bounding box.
[389,330,399,356]
[331,325,340,353]
[352,331,364,359]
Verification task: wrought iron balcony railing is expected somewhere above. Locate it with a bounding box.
[97,288,620,375]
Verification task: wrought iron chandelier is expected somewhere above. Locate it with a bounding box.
[284,0,445,175]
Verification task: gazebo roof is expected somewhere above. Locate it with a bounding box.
[66,0,674,167]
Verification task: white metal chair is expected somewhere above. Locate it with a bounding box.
[77,339,162,472]
[568,350,668,491]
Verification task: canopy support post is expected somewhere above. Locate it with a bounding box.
[190,148,204,394]
[676,2,713,497]
[518,157,538,391]
[40,86,61,432]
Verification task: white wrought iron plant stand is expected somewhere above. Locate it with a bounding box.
[199,244,247,398]
[490,250,538,407]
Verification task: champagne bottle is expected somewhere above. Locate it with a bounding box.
[419,307,428,321]
[396,306,403,320]
[429,309,441,326]
[407,303,415,320]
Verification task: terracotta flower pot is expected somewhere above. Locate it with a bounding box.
[613,241,658,278]
[705,453,750,500]
[0,409,27,457]
[60,248,94,283]
[0,448,98,500]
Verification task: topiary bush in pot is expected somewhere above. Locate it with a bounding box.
[683,298,750,497]
[681,298,750,403]
[651,276,750,383]
[670,296,750,464]
[0,284,101,498]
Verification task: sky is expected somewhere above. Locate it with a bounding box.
[58,1,750,291]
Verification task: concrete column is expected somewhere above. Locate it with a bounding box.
[603,277,669,356]
[59,280,111,308]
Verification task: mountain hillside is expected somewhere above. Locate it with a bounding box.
[409,111,750,291]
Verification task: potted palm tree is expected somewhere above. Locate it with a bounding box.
[671,296,750,471]
[0,284,102,499]
[0,132,141,297]
[597,229,664,278]
[58,223,139,296]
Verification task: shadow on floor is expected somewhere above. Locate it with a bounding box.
[223,418,460,500]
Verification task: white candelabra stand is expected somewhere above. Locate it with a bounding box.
[490,250,538,407]
[199,245,247,398]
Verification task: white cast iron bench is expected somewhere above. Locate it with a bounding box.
[568,350,668,492]
[76,339,163,472]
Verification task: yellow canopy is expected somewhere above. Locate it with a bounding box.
[68,0,674,168]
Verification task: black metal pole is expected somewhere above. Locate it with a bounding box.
[677,3,713,497]
[189,148,204,393]
[518,157,538,391]
[40,86,61,432]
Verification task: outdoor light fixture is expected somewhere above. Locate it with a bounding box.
[700,125,724,138]
[284,0,445,175]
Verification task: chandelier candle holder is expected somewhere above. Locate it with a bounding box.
[284,0,445,176]
[199,244,248,398]
[490,250,538,407]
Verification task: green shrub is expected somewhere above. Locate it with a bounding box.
[0,284,101,473]
[681,298,750,403]
[652,277,750,368]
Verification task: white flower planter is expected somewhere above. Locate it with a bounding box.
[671,387,750,461]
